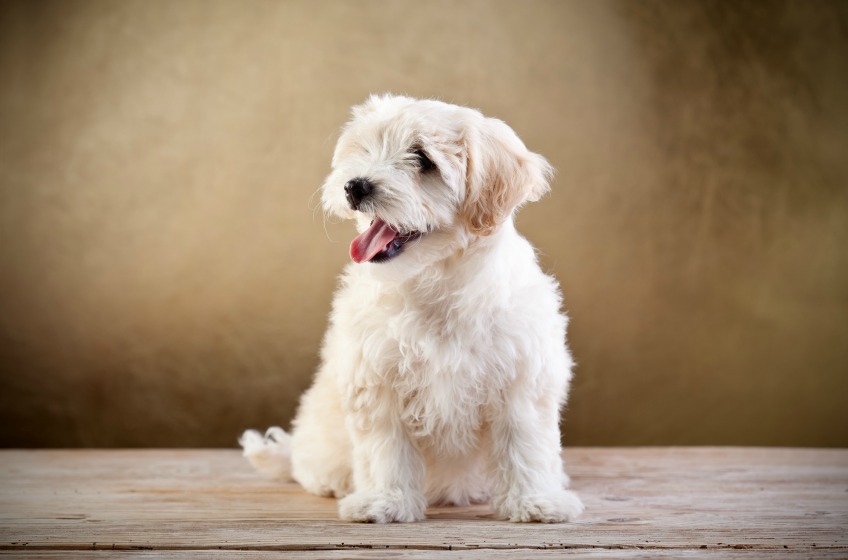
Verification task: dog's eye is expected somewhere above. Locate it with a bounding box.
[412,149,436,172]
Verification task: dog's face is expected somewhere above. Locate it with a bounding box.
[321,94,553,273]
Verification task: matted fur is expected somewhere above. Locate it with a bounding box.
[241,94,583,523]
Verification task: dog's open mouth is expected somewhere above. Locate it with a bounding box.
[350,218,422,263]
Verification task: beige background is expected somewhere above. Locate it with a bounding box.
[1,0,846,447]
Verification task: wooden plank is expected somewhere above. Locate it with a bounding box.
[3,550,848,560]
[0,448,846,558]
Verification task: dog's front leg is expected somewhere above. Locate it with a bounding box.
[338,387,426,523]
[488,390,584,523]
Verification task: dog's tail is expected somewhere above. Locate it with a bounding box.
[238,427,293,481]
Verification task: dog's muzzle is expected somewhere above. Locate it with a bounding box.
[344,177,374,211]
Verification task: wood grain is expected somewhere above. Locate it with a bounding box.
[0,448,846,558]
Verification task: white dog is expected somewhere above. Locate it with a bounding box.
[241,94,583,524]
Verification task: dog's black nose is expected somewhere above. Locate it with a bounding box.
[344,177,374,210]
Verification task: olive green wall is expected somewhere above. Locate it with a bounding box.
[1,0,846,447]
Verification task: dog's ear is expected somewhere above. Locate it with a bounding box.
[461,118,553,236]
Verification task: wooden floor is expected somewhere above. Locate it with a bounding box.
[0,448,846,559]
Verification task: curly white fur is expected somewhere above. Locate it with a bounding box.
[241,94,583,523]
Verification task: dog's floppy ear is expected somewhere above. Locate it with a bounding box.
[461,117,553,236]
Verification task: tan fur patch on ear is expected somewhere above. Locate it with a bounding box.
[462,119,552,236]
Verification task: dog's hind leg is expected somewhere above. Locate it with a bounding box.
[288,369,354,498]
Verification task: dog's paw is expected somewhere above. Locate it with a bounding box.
[297,468,352,499]
[498,489,584,523]
[338,490,426,523]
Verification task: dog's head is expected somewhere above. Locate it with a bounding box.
[321,94,553,270]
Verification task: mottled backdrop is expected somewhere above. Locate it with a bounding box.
[1,0,846,447]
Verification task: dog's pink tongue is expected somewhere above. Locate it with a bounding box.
[350,218,398,263]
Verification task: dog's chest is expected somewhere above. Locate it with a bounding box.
[398,334,483,440]
[367,295,505,451]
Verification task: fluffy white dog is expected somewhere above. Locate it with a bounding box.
[241,94,583,524]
